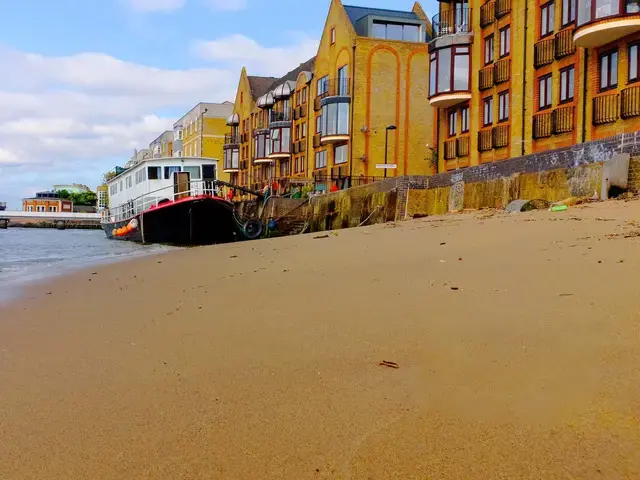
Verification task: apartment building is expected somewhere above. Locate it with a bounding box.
[430,0,640,172]
[174,102,234,180]
[225,0,436,193]
[149,130,174,158]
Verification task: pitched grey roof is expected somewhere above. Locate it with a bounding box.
[248,76,279,100]
[266,57,316,92]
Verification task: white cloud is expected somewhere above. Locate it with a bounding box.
[0,32,316,207]
[128,0,186,12]
[202,0,247,11]
[193,34,318,77]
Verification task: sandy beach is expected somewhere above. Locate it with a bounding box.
[2,199,640,479]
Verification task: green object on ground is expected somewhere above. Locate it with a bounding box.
[551,205,568,212]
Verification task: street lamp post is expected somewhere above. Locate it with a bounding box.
[384,125,397,178]
[200,107,208,157]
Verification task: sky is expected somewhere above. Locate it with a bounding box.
[0,0,436,208]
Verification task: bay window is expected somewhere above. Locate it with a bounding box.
[321,101,350,137]
[429,46,470,97]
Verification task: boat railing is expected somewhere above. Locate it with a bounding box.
[101,179,221,224]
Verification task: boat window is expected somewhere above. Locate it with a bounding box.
[148,166,161,180]
[164,166,181,179]
[183,166,201,179]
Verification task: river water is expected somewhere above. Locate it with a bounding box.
[0,228,175,301]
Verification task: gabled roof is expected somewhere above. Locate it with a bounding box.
[248,76,278,100]
[266,57,316,92]
[343,4,420,27]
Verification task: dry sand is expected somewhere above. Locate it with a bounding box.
[2,199,640,479]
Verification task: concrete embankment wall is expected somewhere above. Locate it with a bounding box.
[238,131,640,234]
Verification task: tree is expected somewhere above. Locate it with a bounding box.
[102,170,116,184]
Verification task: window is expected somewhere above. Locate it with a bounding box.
[317,76,329,96]
[337,65,349,95]
[629,44,639,82]
[183,166,201,179]
[560,66,575,102]
[330,27,336,44]
[334,145,348,164]
[271,127,291,154]
[499,26,510,57]
[541,2,555,37]
[448,110,457,136]
[302,87,307,103]
[562,0,576,25]
[484,35,494,64]
[148,166,161,180]
[164,166,181,179]
[429,46,470,96]
[119,181,123,192]
[316,115,322,133]
[295,124,300,141]
[37,205,45,212]
[315,150,327,169]
[321,102,350,136]
[296,156,306,173]
[126,176,132,188]
[279,160,289,176]
[461,106,470,133]
[372,21,420,42]
[483,97,494,126]
[599,50,618,91]
[49,206,57,212]
[302,122,307,138]
[538,74,553,109]
[177,130,182,140]
[498,91,510,121]
[27,205,33,212]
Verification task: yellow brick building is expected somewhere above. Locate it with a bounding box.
[174,102,234,181]
[430,0,640,172]
[225,0,437,193]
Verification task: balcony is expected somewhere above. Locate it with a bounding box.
[223,133,240,148]
[479,65,494,90]
[534,37,555,68]
[480,1,495,27]
[555,28,576,58]
[553,106,575,133]
[533,111,554,138]
[268,125,292,159]
[621,85,640,118]
[592,93,620,125]
[432,8,472,39]
[269,108,293,127]
[313,133,322,148]
[478,129,493,152]
[494,58,510,84]
[574,0,640,47]
[495,0,511,18]
[492,124,510,148]
[456,136,470,157]
[444,138,457,160]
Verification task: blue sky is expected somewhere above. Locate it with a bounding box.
[0,0,436,208]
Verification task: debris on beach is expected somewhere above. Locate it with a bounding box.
[313,235,330,239]
[379,360,399,369]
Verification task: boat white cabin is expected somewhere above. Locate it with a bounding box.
[105,156,220,222]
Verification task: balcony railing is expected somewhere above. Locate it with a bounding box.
[492,124,510,148]
[292,139,308,154]
[478,129,493,152]
[314,96,323,111]
[553,106,575,133]
[555,28,576,58]
[444,139,457,160]
[480,1,495,27]
[254,115,268,131]
[479,65,494,90]
[224,133,240,146]
[456,136,470,157]
[326,78,351,97]
[495,0,511,18]
[313,133,322,148]
[494,58,510,84]
[534,38,555,68]
[533,111,553,139]
[270,108,293,124]
[621,85,640,119]
[432,7,472,38]
[593,93,620,125]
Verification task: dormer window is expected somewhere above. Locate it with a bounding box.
[372,21,420,42]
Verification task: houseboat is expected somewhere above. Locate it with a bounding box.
[102,156,262,245]
[0,202,6,211]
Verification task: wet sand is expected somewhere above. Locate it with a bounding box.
[2,199,640,479]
